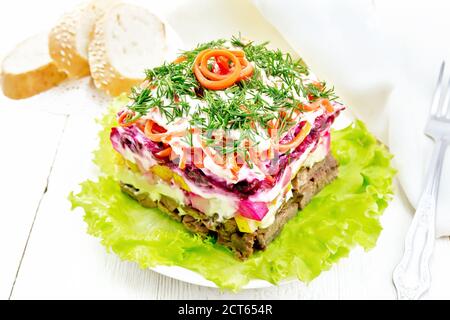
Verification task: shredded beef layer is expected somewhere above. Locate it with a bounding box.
[120,153,338,260]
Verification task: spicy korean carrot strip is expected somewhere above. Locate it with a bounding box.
[144,120,185,142]
[229,50,245,57]
[196,134,226,166]
[267,118,279,136]
[299,102,320,112]
[200,52,230,81]
[118,111,137,127]
[320,98,334,113]
[237,57,254,80]
[178,149,187,169]
[276,122,312,154]
[191,148,205,169]
[228,152,241,177]
[173,56,187,64]
[301,98,334,113]
[144,120,166,142]
[155,147,172,158]
[313,81,324,90]
[193,49,253,89]
[246,140,267,173]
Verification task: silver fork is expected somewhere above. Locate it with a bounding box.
[393,61,450,300]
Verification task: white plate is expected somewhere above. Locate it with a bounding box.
[149,110,354,289]
[152,266,285,289]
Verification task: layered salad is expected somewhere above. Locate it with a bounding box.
[110,37,344,259]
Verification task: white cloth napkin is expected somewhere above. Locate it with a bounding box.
[252,0,450,237]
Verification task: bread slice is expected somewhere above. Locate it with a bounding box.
[48,0,119,78]
[2,33,67,99]
[88,3,167,96]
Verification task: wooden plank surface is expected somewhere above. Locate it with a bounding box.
[8,108,450,299]
[0,103,67,299]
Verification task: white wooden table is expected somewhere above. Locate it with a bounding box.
[1,0,450,300]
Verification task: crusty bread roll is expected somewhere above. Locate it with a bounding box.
[48,0,119,78]
[88,3,167,96]
[2,33,67,99]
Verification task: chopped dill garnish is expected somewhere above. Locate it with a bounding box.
[126,35,338,155]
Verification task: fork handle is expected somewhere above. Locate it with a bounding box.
[393,139,447,300]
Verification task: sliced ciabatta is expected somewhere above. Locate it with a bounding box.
[89,3,167,96]
[2,33,67,99]
[49,0,119,78]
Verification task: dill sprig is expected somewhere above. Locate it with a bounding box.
[230,35,308,78]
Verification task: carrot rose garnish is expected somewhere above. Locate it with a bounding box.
[193,49,253,90]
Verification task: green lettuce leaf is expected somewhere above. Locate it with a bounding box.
[69,107,396,291]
